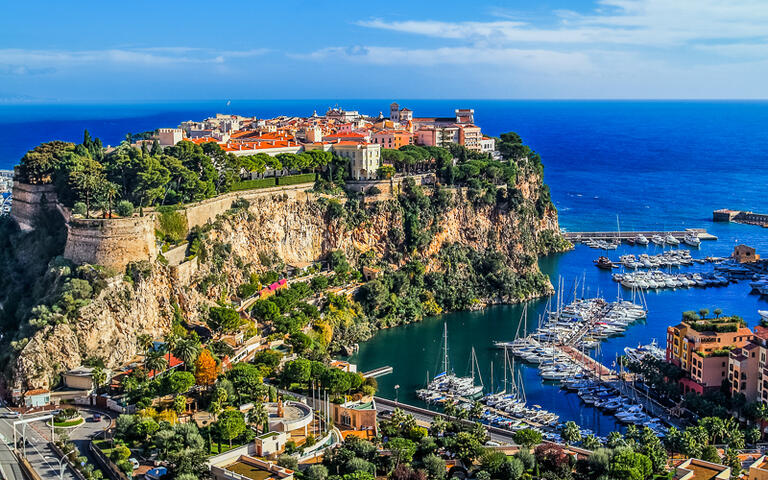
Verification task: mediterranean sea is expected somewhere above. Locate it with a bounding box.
[2,100,768,435]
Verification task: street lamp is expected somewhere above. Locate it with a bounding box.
[45,446,74,480]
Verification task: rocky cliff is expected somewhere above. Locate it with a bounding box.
[11,174,566,390]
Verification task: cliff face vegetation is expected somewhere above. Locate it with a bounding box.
[7,170,566,390]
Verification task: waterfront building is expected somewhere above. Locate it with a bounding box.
[733,244,760,263]
[332,399,378,436]
[666,317,753,394]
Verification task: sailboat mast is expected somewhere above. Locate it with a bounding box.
[490,361,494,393]
[443,322,449,374]
[503,346,508,394]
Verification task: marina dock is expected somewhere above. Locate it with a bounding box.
[563,228,717,242]
[362,366,393,378]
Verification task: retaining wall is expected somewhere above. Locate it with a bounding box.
[10,181,60,231]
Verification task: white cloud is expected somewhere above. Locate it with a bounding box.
[358,0,768,48]
[0,47,269,74]
[299,45,591,73]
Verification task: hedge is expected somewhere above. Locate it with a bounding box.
[277,173,317,186]
[231,178,277,191]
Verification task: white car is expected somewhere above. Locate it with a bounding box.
[129,458,140,470]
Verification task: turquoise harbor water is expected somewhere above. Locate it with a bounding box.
[2,100,768,435]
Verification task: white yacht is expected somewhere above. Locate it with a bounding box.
[635,234,649,245]
[665,234,680,245]
[683,233,701,247]
[651,235,665,245]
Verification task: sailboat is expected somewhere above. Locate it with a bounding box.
[416,323,484,401]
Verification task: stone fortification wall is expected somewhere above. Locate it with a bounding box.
[10,181,60,231]
[345,173,436,194]
[178,183,314,230]
[63,215,157,271]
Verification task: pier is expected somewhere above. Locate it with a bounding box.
[714,208,768,227]
[362,366,393,378]
[562,228,717,242]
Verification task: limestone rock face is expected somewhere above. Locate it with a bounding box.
[13,178,563,390]
[14,271,174,390]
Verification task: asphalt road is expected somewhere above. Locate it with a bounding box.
[0,404,77,480]
[67,408,112,472]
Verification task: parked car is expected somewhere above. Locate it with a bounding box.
[129,458,140,470]
[91,413,102,422]
[2,411,20,419]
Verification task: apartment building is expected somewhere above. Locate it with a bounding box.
[666,317,753,394]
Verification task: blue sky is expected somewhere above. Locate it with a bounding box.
[1,0,767,102]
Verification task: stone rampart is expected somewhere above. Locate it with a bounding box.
[10,181,60,231]
[345,173,436,194]
[63,215,157,271]
[178,183,314,230]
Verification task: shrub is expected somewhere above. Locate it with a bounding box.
[156,208,188,244]
[116,200,134,217]
[73,202,87,216]
[277,454,298,470]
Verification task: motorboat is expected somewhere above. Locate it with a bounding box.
[635,234,649,245]
[683,233,701,247]
[665,234,680,245]
[651,235,665,245]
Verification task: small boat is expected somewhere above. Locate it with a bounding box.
[595,256,615,270]
[651,235,665,245]
[683,233,701,247]
[759,310,768,322]
[635,234,649,246]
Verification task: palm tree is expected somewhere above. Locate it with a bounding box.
[137,334,154,354]
[173,337,202,371]
[469,401,483,420]
[443,400,457,419]
[163,333,179,374]
[561,421,582,445]
[145,350,168,377]
[249,402,269,433]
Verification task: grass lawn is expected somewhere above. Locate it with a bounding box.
[53,417,84,427]
[93,439,114,457]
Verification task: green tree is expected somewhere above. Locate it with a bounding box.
[207,306,241,333]
[610,449,652,480]
[447,431,484,466]
[173,336,202,371]
[714,308,723,318]
[513,428,543,449]
[173,396,187,415]
[91,366,107,392]
[387,437,416,467]
[560,421,582,445]
[581,434,602,450]
[304,465,329,480]
[69,157,106,218]
[215,409,246,447]
[422,453,445,480]
[168,371,195,394]
[699,308,710,319]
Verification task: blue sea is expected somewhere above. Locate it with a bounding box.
[3,100,768,435]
